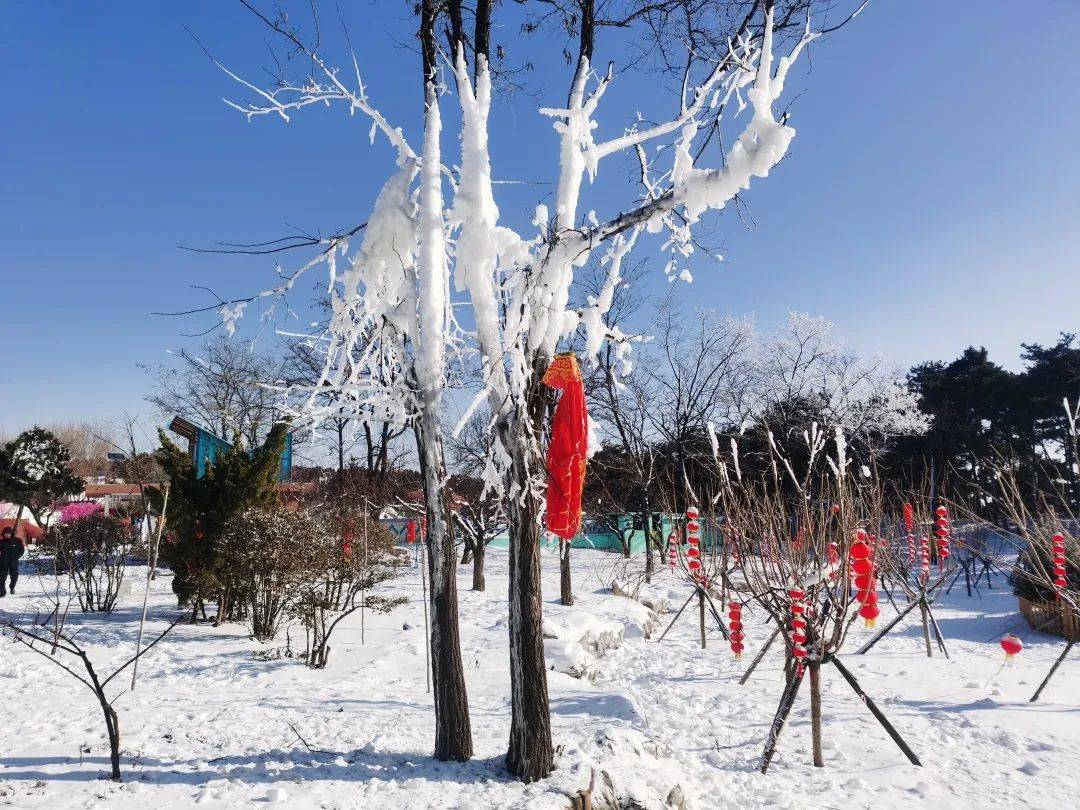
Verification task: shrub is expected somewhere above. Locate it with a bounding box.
[217,508,317,642]
[56,514,134,613]
[293,512,403,668]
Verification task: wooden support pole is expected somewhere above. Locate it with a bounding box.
[831,657,921,767]
[758,665,804,774]
[919,599,933,658]
[856,598,920,655]
[657,591,697,643]
[698,590,706,650]
[925,602,949,658]
[740,626,781,685]
[1030,641,1075,703]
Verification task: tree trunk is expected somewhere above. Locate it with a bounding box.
[809,662,824,767]
[104,703,121,781]
[415,413,473,762]
[501,403,554,782]
[560,539,573,606]
[472,541,486,592]
[461,536,474,565]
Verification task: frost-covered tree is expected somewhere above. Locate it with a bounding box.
[196,0,867,780]
[0,427,83,525]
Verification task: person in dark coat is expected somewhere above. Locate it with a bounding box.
[0,526,25,597]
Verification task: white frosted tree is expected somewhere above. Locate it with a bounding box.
[199,0,867,781]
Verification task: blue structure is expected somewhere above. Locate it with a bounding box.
[168,416,293,481]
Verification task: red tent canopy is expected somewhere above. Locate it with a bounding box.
[0,518,44,541]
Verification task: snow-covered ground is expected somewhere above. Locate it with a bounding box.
[1,549,1077,809]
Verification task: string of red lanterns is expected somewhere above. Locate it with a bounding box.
[668,531,678,571]
[728,600,745,659]
[685,506,703,581]
[851,529,879,628]
[1052,532,1068,594]
[789,587,808,676]
[919,535,931,583]
[934,506,950,568]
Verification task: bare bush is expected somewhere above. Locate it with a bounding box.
[55,514,134,614]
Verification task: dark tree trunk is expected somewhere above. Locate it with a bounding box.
[461,535,474,565]
[560,539,573,606]
[501,386,554,782]
[472,541,486,592]
[415,415,473,762]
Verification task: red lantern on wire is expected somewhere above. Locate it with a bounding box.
[919,535,931,583]
[851,532,879,626]
[668,532,678,571]
[1000,634,1023,661]
[1052,533,1068,593]
[789,587,808,675]
[406,519,417,544]
[934,506,950,568]
[420,516,428,543]
[728,600,745,658]
[686,506,703,581]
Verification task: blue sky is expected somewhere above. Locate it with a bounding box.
[2,0,1079,440]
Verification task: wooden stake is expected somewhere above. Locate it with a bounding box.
[657,591,696,643]
[831,656,921,767]
[759,665,804,774]
[739,626,781,686]
[698,590,706,649]
[1030,640,1074,703]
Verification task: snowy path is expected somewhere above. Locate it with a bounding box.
[1,550,1078,809]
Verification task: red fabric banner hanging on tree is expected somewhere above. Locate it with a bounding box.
[543,354,589,540]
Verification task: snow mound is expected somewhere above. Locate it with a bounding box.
[544,608,625,680]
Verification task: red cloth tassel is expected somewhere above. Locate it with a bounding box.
[543,354,589,540]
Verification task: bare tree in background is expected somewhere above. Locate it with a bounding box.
[143,336,288,447]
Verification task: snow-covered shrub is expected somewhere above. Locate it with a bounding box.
[292,512,404,668]
[55,514,134,613]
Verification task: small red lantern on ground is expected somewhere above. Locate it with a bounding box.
[1000,634,1023,661]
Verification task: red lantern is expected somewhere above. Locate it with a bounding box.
[903,502,915,533]
[668,532,678,570]
[788,587,808,673]
[1052,533,1068,595]
[406,519,417,544]
[1000,634,1023,661]
[728,600,745,658]
[685,507,704,581]
[919,536,931,582]
[851,533,877,626]
[831,503,841,515]
[935,507,951,567]
[543,354,589,540]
